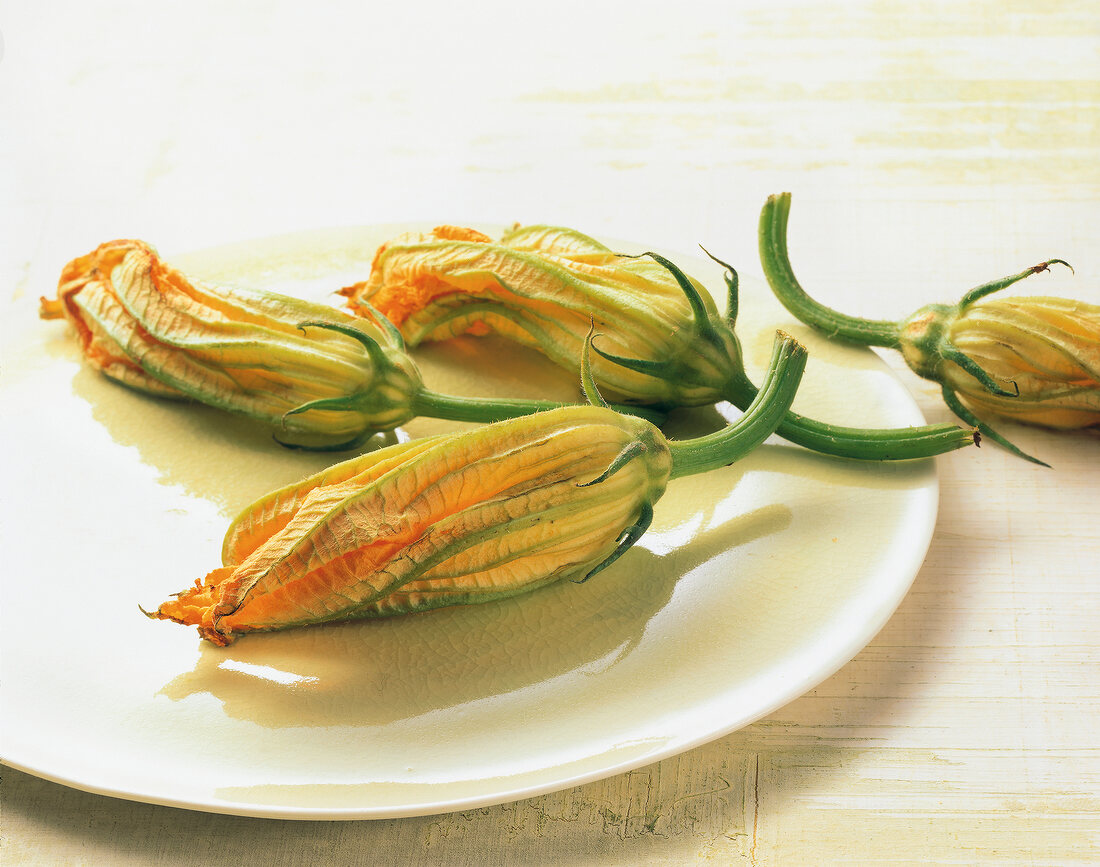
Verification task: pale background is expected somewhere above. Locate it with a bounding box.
[2,1,1098,864]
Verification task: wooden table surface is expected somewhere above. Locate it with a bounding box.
[3,2,1098,863]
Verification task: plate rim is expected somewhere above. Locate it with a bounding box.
[1,225,939,820]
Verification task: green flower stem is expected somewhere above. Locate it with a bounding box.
[413,388,666,426]
[725,371,977,460]
[759,192,902,348]
[668,332,807,479]
[752,192,978,459]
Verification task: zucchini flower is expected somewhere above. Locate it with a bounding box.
[148,331,808,645]
[40,239,625,450]
[341,224,976,461]
[343,224,740,407]
[759,192,1100,465]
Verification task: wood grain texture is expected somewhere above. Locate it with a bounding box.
[2,0,1098,863]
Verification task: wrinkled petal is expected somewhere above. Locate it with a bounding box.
[152,406,672,644]
[902,295,1100,429]
[41,240,424,446]
[341,225,741,406]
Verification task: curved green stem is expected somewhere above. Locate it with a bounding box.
[412,389,568,424]
[668,332,808,479]
[725,371,976,461]
[759,193,902,348]
[412,388,666,426]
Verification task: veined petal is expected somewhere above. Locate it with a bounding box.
[936,296,1100,429]
[153,406,671,644]
[221,435,449,565]
[41,239,425,446]
[341,225,740,406]
[152,332,811,644]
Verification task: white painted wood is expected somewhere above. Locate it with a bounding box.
[2,1,1097,862]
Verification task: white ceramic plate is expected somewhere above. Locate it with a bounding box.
[1,227,937,819]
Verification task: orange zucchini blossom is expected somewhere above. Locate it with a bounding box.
[759,192,1099,465]
[149,331,808,644]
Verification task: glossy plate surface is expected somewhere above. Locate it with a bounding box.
[1,227,938,819]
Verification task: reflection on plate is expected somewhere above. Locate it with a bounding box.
[0,228,936,819]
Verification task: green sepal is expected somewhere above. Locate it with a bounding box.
[699,245,740,327]
[940,344,1020,398]
[352,300,407,351]
[581,322,611,408]
[577,500,654,583]
[939,385,1049,468]
[618,250,716,338]
[298,319,390,369]
[587,249,735,387]
[589,342,677,381]
[959,259,1074,309]
[577,440,649,488]
[281,394,359,419]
